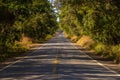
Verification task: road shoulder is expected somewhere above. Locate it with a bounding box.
[82,48,120,74]
[0,44,42,70]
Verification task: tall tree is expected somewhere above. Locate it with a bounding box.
[0,0,58,57]
[59,0,120,45]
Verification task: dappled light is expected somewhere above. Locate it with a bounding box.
[0,34,120,80]
[0,0,120,79]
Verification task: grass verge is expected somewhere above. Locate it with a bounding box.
[69,35,120,64]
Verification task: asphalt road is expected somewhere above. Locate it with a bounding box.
[0,33,120,80]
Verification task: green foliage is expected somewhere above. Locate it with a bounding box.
[92,43,120,63]
[0,0,58,61]
[59,0,120,63]
[111,45,120,63]
[94,43,107,55]
[59,0,120,45]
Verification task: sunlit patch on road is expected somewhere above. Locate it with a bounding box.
[0,34,120,80]
[53,59,59,64]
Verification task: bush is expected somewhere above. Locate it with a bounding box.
[111,45,120,63]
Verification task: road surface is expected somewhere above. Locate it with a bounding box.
[0,33,120,80]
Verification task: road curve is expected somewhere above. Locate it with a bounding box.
[0,33,120,80]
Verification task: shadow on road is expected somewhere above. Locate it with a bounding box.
[0,34,120,80]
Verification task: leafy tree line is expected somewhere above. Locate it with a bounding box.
[0,0,58,60]
[59,0,120,63]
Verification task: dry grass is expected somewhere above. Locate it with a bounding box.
[20,34,32,48]
[64,33,69,38]
[76,35,120,63]
[70,35,78,42]
[77,35,94,48]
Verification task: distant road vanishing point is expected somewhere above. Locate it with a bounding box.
[0,33,120,80]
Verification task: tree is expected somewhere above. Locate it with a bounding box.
[59,0,120,45]
[0,0,58,58]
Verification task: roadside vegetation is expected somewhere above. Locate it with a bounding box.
[59,0,120,63]
[0,0,58,61]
